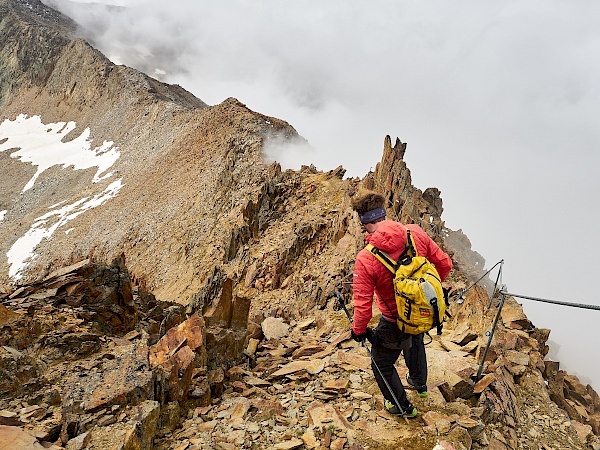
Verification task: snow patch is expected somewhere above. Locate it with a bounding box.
[0,210,7,222]
[49,200,68,209]
[0,114,120,192]
[7,179,124,280]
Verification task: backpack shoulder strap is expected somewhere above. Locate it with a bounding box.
[366,227,416,271]
[405,228,418,257]
[365,244,396,273]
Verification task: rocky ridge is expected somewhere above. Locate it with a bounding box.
[1,0,600,449]
[0,0,299,305]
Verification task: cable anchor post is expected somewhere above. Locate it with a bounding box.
[486,260,504,311]
[476,288,508,382]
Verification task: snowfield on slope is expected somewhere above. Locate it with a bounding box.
[0,114,123,280]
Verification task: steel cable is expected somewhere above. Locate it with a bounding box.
[500,290,600,311]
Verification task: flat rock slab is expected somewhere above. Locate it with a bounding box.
[292,344,325,359]
[449,322,478,346]
[335,350,371,371]
[43,259,91,282]
[273,438,304,449]
[323,379,349,393]
[427,348,477,385]
[63,342,153,414]
[0,305,20,327]
[505,350,530,366]
[501,298,532,329]
[306,403,354,431]
[474,373,496,394]
[423,410,457,428]
[270,359,324,378]
[0,425,45,449]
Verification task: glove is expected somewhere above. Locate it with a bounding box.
[351,328,374,343]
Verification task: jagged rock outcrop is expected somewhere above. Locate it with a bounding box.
[0,256,251,448]
[366,136,446,242]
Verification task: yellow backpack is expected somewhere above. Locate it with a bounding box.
[366,229,446,335]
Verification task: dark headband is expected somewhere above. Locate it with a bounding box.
[358,206,386,224]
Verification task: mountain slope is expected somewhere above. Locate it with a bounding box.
[0,0,301,306]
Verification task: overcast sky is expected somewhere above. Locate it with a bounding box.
[44,0,600,389]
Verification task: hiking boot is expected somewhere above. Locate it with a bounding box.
[384,399,418,418]
[406,374,428,398]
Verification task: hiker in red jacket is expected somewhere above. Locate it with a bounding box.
[350,192,452,417]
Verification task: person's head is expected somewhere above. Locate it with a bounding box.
[351,192,387,231]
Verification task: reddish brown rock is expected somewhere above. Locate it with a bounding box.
[500,298,532,330]
[438,372,474,402]
[0,425,45,449]
[306,403,354,431]
[456,417,484,438]
[488,438,508,450]
[203,278,234,328]
[189,378,211,406]
[322,379,349,393]
[291,344,325,359]
[0,304,20,326]
[543,360,560,379]
[270,360,314,378]
[449,321,478,346]
[149,313,205,365]
[149,313,206,402]
[251,399,284,421]
[61,342,153,442]
[474,373,496,394]
[478,368,519,427]
[208,367,225,397]
[66,342,153,413]
[423,411,455,427]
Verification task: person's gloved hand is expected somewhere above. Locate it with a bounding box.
[351,328,374,343]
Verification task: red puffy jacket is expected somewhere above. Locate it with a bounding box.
[352,220,452,334]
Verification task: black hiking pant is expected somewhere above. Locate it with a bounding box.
[371,317,427,409]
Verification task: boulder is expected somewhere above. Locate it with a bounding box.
[500,298,532,330]
[449,321,478,346]
[438,371,475,402]
[150,313,206,402]
[61,341,153,441]
[261,317,290,341]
